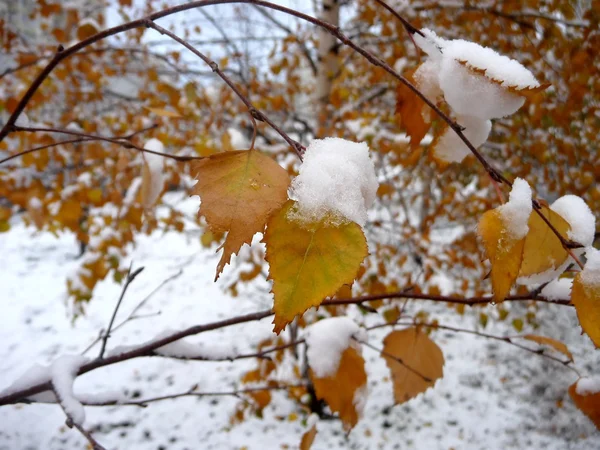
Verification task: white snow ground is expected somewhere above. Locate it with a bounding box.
[0,193,598,449]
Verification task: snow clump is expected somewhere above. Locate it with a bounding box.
[289,138,378,227]
[412,28,542,163]
[304,316,365,378]
[581,247,600,286]
[575,376,600,395]
[497,178,532,240]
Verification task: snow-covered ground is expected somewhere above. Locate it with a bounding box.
[0,194,598,449]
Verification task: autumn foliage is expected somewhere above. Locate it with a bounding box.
[0,0,599,447]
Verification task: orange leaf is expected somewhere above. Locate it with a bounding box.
[521,335,573,361]
[395,68,431,149]
[76,20,99,41]
[519,207,570,279]
[310,346,367,431]
[569,378,600,430]
[299,424,317,450]
[478,209,526,302]
[193,150,290,280]
[571,257,600,348]
[382,328,444,404]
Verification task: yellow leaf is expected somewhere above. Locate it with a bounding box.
[299,425,317,450]
[519,207,570,278]
[264,201,368,334]
[571,272,600,348]
[478,209,526,302]
[310,347,367,431]
[192,150,290,280]
[395,68,430,149]
[382,328,444,404]
[521,335,573,361]
[569,379,600,430]
[144,106,182,118]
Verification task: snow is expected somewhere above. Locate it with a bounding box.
[0,363,51,399]
[550,195,596,247]
[580,247,600,286]
[303,317,364,378]
[497,178,533,239]
[432,115,491,163]
[142,139,166,208]
[540,278,573,301]
[412,29,541,160]
[575,376,600,396]
[289,138,378,227]
[1,193,599,449]
[50,355,89,426]
[28,197,42,209]
[443,38,540,89]
[438,56,526,119]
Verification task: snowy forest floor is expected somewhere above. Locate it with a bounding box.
[0,193,598,450]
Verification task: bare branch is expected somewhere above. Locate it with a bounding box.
[98,263,145,359]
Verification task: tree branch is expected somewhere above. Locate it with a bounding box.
[98,264,145,359]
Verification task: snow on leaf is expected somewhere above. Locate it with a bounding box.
[518,206,570,279]
[571,248,600,348]
[569,378,600,430]
[140,138,165,209]
[395,68,431,149]
[304,317,363,378]
[521,335,573,361]
[478,179,532,301]
[289,138,378,227]
[310,346,367,432]
[478,209,526,302]
[264,201,368,334]
[193,149,290,280]
[381,328,444,405]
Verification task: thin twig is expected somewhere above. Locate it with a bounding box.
[54,388,106,450]
[146,20,302,158]
[98,264,145,359]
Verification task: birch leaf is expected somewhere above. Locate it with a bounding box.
[264,201,367,334]
[193,150,290,280]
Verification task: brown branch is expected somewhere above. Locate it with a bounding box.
[99,264,145,359]
[0,123,158,166]
[324,291,572,307]
[146,20,302,158]
[0,309,273,406]
[368,321,580,376]
[53,387,106,450]
[2,125,204,164]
